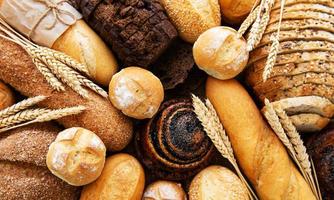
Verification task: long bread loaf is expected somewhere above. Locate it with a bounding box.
[0,37,133,152]
[206,77,315,200]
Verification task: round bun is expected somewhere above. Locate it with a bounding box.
[193,26,249,80]
[109,67,164,119]
[160,0,221,43]
[0,80,15,110]
[80,153,145,200]
[46,127,106,186]
[189,166,249,200]
[143,180,186,200]
[219,0,258,24]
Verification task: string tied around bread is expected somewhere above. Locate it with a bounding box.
[28,0,77,39]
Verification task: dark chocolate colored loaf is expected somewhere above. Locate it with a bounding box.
[307,125,334,200]
[73,0,178,67]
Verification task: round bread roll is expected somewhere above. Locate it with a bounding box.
[189,166,249,200]
[46,127,106,186]
[109,67,164,119]
[80,153,145,200]
[143,180,187,200]
[0,80,15,110]
[219,0,258,24]
[193,26,249,80]
[160,0,221,43]
[53,20,118,86]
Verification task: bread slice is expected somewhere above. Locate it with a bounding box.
[249,40,334,65]
[289,113,330,132]
[258,83,334,103]
[269,10,334,25]
[253,72,334,94]
[271,96,334,118]
[265,19,334,35]
[271,3,334,17]
[272,0,334,10]
[257,29,334,49]
[248,50,334,67]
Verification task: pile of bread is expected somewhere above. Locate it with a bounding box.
[0,0,333,200]
[245,0,334,132]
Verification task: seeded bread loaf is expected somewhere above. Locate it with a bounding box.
[0,123,80,200]
[0,36,133,152]
[72,0,178,67]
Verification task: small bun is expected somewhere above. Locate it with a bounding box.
[109,67,164,119]
[219,0,258,24]
[0,80,15,110]
[143,180,187,200]
[189,166,249,200]
[80,153,145,200]
[193,26,249,80]
[46,127,106,186]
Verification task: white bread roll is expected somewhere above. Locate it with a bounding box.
[206,77,315,200]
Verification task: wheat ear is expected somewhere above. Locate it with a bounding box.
[238,6,260,37]
[0,96,47,119]
[76,73,108,98]
[192,95,258,200]
[0,106,85,133]
[262,0,285,81]
[44,47,90,76]
[0,108,50,128]
[246,0,266,51]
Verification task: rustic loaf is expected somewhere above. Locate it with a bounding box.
[0,36,133,152]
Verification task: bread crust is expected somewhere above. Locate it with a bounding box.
[272,0,334,10]
[0,36,133,152]
[206,78,315,200]
[289,113,329,132]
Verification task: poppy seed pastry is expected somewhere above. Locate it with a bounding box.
[245,0,334,132]
[73,0,178,67]
[135,99,214,180]
[0,123,80,200]
[307,125,334,200]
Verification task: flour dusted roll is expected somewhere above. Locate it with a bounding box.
[206,77,315,200]
[0,36,133,152]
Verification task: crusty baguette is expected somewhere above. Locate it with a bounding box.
[0,123,80,200]
[206,77,315,200]
[0,36,133,152]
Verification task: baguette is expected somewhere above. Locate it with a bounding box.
[0,123,80,200]
[206,77,315,200]
[0,36,133,152]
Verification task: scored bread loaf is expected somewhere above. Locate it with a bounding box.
[0,36,133,152]
[0,123,80,200]
[206,78,315,200]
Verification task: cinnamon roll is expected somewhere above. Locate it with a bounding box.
[136,99,214,180]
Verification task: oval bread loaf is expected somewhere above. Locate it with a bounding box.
[0,36,133,152]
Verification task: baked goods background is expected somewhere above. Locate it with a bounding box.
[0,0,332,199]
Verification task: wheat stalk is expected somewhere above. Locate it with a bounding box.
[263,37,279,81]
[0,106,85,133]
[45,47,90,76]
[76,73,108,98]
[192,95,258,200]
[31,57,65,91]
[238,6,260,38]
[263,98,321,200]
[0,95,47,119]
[0,108,50,128]
[246,0,266,51]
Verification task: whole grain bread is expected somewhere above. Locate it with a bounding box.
[269,10,334,24]
[72,0,178,67]
[271,3,334,17]
[0,123,80,200]
[272,0,334,10]
[0,36,133,152]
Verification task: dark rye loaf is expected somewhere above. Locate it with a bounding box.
[72,0,178,67]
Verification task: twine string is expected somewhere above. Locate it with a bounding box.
[28,0,77,39]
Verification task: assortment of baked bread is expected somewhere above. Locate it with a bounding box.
[0,0,332,199]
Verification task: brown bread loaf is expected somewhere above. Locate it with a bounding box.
[0,36,133,152]
[72,0,178,67]
[0,123,80,200]
[206,78,315,200]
